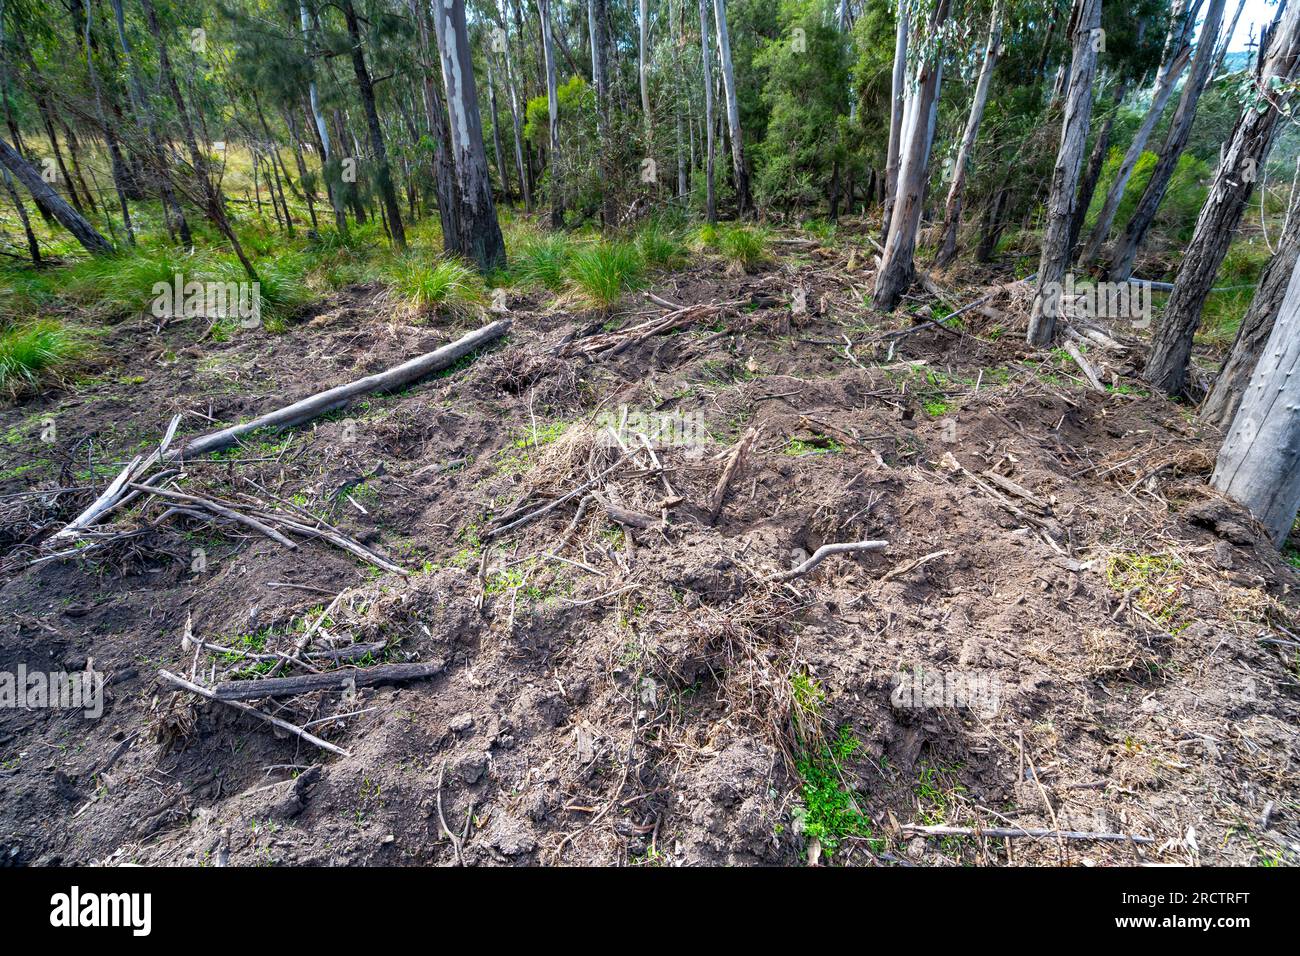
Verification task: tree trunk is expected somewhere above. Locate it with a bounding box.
[881,7,909,242]
[591,0,614,227]
[0,137,112,255]
[1068,80,1124,260]
[873,0,951,312]
[301,0,347,233]
[1202,183,1300,428]
[431,0,507,272]
[1107,0,1227,282]
[698,0,717,225]
[487,55,509,202]
[1146,2,1300,395]
[539,0,564,228]
[1079,0,1195,267]
[639,0,652,146]
[1210,250,1300,544]
[2,167,39,264]
[340,0,405,250]
[712,0,752,218]
[81,0,134,245]
[503,0,532,213]
[409,0,460,251]
[1027,0,1102,347]
[935,0,1000,269]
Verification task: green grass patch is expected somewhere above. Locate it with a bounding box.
[385,257,485,317]
[794,727,878,859]
[566,241,644,309]
[0,320,86,396]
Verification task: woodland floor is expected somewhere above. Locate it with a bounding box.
[1,224,1297,867]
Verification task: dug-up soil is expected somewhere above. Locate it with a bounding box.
[1,229,1297,867]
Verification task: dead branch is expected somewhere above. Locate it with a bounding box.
[212,661,444,701]
[768,540,889,582]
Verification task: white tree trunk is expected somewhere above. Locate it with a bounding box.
[881,6,909,240]
[698,0,717,224]
[712,0,752,216]
[1211,250,1300,544]
[539,0,564,227]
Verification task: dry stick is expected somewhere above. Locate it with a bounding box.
[708,426,759,525]
[901,823,1153,844]
[768,540,890,583]
[157,669,351,757]
[214,661,444,701]
[1062,340,1107,394]
[183,320,512,458]
[487,450,636,539]
[131,484,298,549]
[266,592,345,678]
[881,548,952,582]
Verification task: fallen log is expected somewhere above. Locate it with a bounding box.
[183,319,511,458]
[214,661,444,701]
[902,823,1153,844]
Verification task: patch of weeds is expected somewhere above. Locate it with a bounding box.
[0,320,86,396]
[1105,552,1188,632]
[717,225,771,272]
[566,241,644,309]
[794,726,878,860]
[385,256,485,317]
[785,436,844,456]
[914,764,966,826]
[513,419,569,449]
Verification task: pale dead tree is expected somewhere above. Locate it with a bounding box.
[301,0,347,233]
[1079,0,1198,267]
[1214,0,1247,74]
[934,0,1001,269]
[873,0,951,312]
[1107,0,1228,282]
[539,0,564,227]
[1202,178,1300,428]
[1026,0,1102,347]
[698,0,717,224]
[1210,249,1300,545]
[1147,1,1300,395]
[430,0,507,271]
[712,0,752,217]
[881,1,910,241]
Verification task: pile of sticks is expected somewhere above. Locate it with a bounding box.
[565,293,741,359]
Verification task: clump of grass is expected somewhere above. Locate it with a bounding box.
[717,225,770,273]
[635,223,687,270]
[511,232,575,291]
[0,320,85,396]
[1105,551,1187,631]
[566,241,644,309]
[64,243,207,316]
[387,257,486,317]
[690,223,720,249]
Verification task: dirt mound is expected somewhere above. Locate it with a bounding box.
[1,255,1297,867]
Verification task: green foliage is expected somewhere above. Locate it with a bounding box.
[510,231,576,291]
[795,727,876,859]
[635,222,688,270]
[0,320,85,396]
[716,225,770,271]
[385,257,485,316]
[566,241,644,309]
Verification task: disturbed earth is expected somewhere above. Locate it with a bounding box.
[1,229,1298,867]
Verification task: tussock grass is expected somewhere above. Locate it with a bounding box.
[635,222,688,270]
[0,320,85,396]
[385,257,486,317]
[566,241,644,309]
[717,225,771,272]
[511,232,576,291]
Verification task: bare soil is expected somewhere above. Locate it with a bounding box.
[2,232,1297,867]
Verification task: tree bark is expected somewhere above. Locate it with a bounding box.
[1068,79,1124,259]
[408,0,460,251]
[0,136,112,255]
[1146,2,1300,395]
[431,0,507,272]
[1201,182,1300,428]
[698,0,717,225]
[340,0,405,250]
[712,0,752,217]
[1210,250,1300,544]
[591,0,614,227]
[1027,0,1102,347]
[539,0,564,228]
[873,0,951,312]
[935,1,1001,269]
[881,7,909,242]
[1079,0,1195,267]
[1106,0,1227,282]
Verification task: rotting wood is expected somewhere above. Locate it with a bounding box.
[214,661,444,701]
[708,425,759,525]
